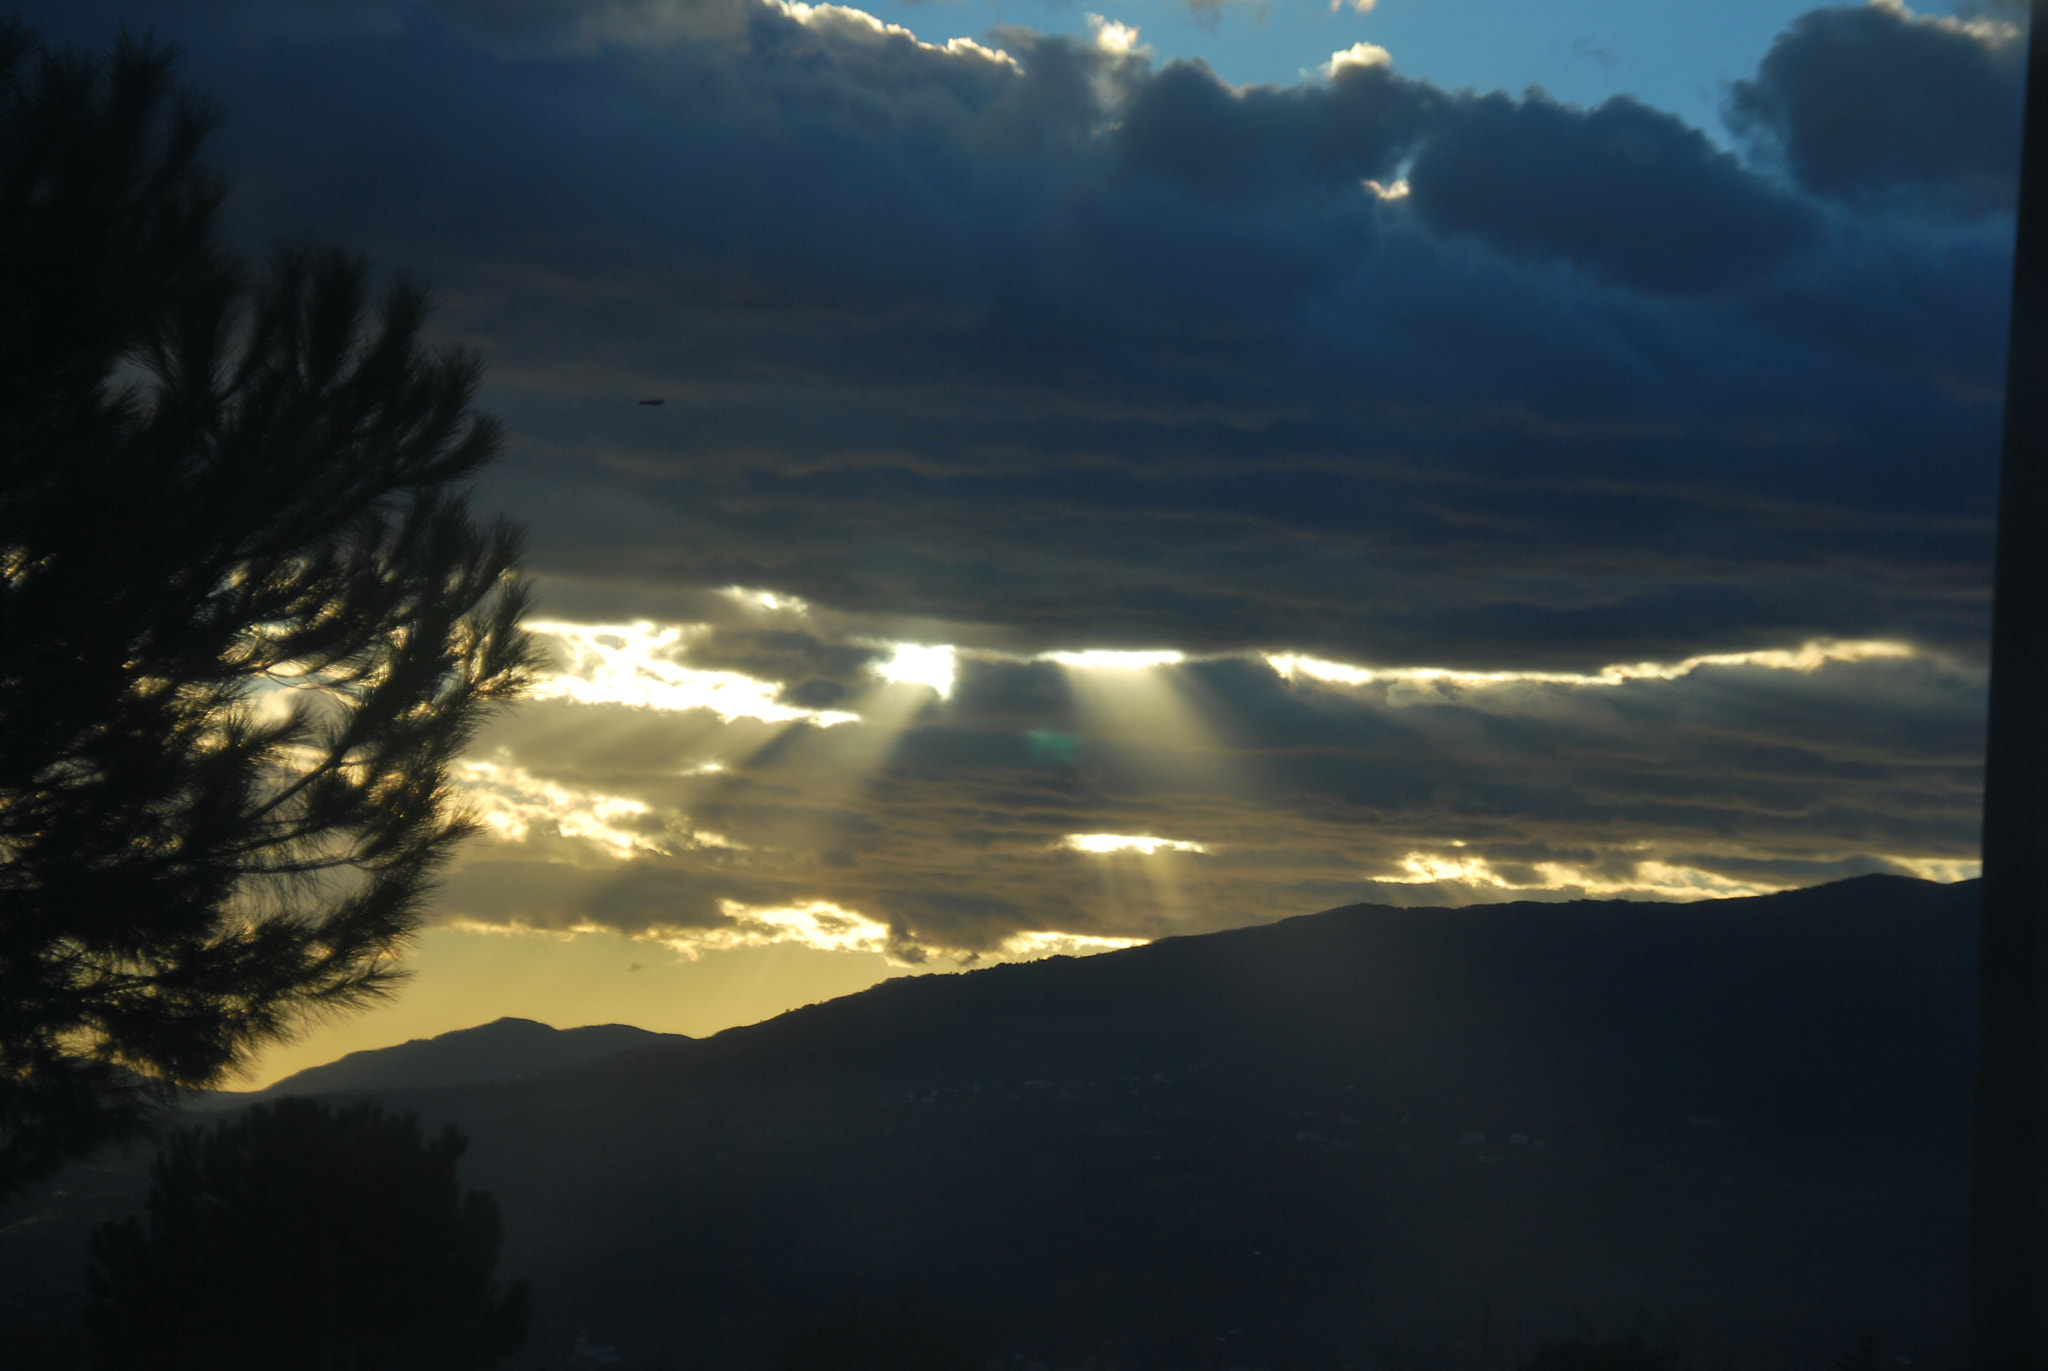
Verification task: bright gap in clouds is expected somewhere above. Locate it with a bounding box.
[1003,931,1151,957]
[1381,852,1991,902]
[878,643,957,696]
[1265,638,1919,691]
[658,900,895,960]
[639,902,1154,964]
[722,586,810,614]
[460,758,663,860]
[1062,833,1210,855]
[1389,850,1786,901]
[1048,647,1229,800]
[1045,649,1187,670]
[529,619,860,726]
[460,757,741,857]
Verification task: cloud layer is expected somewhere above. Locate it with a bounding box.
[15,0,2012,957]
[19,0,1999,662]
[1729,0,2023,215]
[429,598,1983,962]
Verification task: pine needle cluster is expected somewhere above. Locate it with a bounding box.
[0,22,537,1198]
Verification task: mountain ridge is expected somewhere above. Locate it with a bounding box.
[1,874,1981,1370]
[431,873,1977,1367]
[242,1017,691,1099]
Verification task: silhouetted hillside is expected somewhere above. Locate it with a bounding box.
[0,876,1978,1371]
[253,1018,687,1097]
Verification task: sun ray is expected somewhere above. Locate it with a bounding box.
[1045,651,1226,791]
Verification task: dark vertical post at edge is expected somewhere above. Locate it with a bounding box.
[1972,2,2048,1365]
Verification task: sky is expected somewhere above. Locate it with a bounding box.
[13,0,2023,1084]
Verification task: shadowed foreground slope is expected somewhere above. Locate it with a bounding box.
[0,875,1976,1369]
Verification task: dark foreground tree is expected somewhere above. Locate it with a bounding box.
[85,1097,529,1370]
[0,24,536,1197]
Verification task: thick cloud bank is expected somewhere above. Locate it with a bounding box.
[431,603,1981,962]
[14,0,2012,951]
[16,0,2004,663]
[1729,0,2023,214]
[1408,89,1823,294]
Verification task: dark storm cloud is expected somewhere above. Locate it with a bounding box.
[679,628,886,708]
[1114,56,1437,205]
[19,0,2011,668]
[1728,0,2023,215]
[7,0,2012,950]
[1404,90,1822,294]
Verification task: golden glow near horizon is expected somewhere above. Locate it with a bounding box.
[239,616,1977,1088]
[1062,833,1210,855]
[1002,930,1150,957]
[239,917,1158,1089]
[238,924,921,1090]
[1265,638,1917,692]
[1891,856,1983,883]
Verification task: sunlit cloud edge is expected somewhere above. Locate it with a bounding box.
[443,901,1151,967]
[1265,638,1923,691]
[1383,849,1980,901]
[1061,833,1210,855]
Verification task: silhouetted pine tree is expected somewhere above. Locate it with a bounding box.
[0,22,536,1198]
[85,1098,529,1371]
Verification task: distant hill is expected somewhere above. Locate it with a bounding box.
[255,1018,689,1097]
[1,875,1979,1371]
